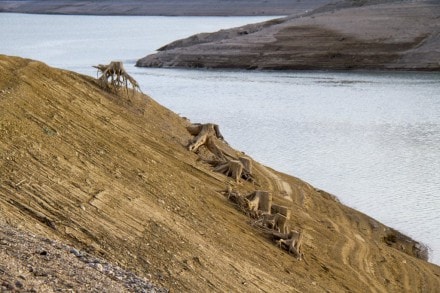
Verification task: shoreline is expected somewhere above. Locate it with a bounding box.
[137,1,440,71]
[0,0,337,16]
[1,54,440,291]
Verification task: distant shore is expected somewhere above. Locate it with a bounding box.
[137,1,440,71]
[0,0,335,16]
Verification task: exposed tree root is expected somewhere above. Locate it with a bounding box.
[187,123,224,155]
[275,230,304,260]
[186,123,256,182]
[210,157,254,183]
[225,189,251,215]
[93,61,142,94]
[222,186,304,260]
[213,160,243,183]
[246,190,272,214]
[187,122,304,259]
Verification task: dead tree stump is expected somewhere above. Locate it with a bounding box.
[186,123,256,183]
[223,185,303,260]
[246,190,272,214]
[93,61,141,93]
[276,230,303,260]
[187,123,224,158]
[213,160,243,183]
[225,189,250,214]
[271,204,292,220]
[239,157,252,175]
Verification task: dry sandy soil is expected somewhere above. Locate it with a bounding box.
[1,55,440,292]
[137,0,440,70]
[0,0,335,16]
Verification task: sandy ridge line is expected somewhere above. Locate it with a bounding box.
[331,211,386,292]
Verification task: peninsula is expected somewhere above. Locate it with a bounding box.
[137,0,440,71]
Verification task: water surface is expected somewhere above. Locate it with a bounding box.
[1,13,439,264]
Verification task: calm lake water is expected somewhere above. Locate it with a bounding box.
[1,13,439,265]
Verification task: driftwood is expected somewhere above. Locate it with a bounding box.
[93,61,141,94]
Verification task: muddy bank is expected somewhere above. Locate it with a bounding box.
[137,1,440,71]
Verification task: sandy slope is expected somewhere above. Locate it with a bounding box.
[137,0,440,70]
[1,55,440,292]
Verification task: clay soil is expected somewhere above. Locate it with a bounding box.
[1,55,440,292]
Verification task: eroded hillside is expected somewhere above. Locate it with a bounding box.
[137,0,440,71]
[1,55,440,292]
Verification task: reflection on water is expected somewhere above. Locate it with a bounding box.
[1,13,440,265]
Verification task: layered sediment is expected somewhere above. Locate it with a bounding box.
[137,1,440,71]
[0,0,335,16]
[1,55,440,291]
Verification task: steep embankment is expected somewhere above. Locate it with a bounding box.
[1,55,440,292]
[137,0,440,71]
[0,0,336,16]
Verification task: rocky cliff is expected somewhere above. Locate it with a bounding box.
[137,0,440,71]
[1,55,440,292]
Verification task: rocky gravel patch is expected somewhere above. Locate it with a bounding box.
[0,223,168,292]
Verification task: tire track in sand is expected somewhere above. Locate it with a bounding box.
[255,164,293,201]
[322,207,387,292]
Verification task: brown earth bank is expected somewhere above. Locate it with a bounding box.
[1,55,440,292]
[136,0,440,71]
[0,0,337,16]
